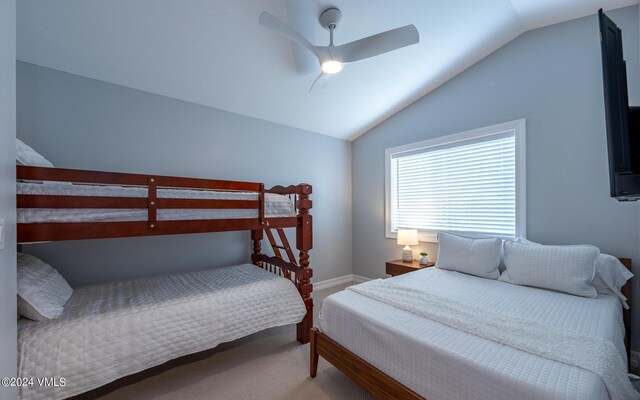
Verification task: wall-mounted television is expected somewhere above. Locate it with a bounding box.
[599,9,640,201]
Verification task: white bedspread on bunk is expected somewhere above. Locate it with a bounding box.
[17,181,295,223]
[319,268,628,400]
[18,264,307,400]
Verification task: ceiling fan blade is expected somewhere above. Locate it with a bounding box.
[309,72,329,92]
[328,24,419,63]
[309,63,345,92]
[259,12,325,62]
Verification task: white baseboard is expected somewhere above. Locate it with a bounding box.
[314,274,372,290]
[351,274,371,284]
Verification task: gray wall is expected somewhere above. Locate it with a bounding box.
[352,6,640,349]
[0,0,17,398]
[17,62,352,285]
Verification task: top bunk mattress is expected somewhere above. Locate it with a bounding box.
[319,267,626,400]
[18,263,307,400]
[17,181,296,223]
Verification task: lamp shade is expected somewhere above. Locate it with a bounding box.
[397,229,418,246]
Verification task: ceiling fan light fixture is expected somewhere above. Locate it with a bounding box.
[259,8,420,89]
[321,60,343,74]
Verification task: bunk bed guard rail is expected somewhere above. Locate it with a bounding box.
[16,165,277,242]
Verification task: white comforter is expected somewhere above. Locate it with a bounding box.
[17,181,296,223]
[319,268,630,400]
[349,279,637,400]
[18,264,306,400]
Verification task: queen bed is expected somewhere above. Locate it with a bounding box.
[317,267,627,400]
[311,234,636,400]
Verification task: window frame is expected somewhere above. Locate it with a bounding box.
[384,119,526,243]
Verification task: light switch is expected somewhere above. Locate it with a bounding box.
[0,218,4,250]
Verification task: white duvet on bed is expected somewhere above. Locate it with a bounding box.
[18,264,307,400]
[17,181,296,223]
[319,268,628,400]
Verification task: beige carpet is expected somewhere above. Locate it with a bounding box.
[96,283,375,400]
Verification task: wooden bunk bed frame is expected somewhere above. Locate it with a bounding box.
[310,258,634,400]
[17,165,314,344]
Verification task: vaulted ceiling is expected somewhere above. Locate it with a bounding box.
[17,0,637,140]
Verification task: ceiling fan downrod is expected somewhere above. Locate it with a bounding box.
[319,7,342,47]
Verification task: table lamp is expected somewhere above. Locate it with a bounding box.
[397,229,418,262]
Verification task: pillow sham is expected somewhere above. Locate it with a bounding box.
[16,138,54,168]
[515,238,632,303]
[498,237,529,272]
[591,254,633,309]
[17,252,73,321]
[435,232,501,279]
[500,241,598,298]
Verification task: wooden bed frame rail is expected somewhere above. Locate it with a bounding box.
[310,257,634,399]
[17,165,274,242]
[17,166,314,344]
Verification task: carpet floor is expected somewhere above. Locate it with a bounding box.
[96,283,374,400]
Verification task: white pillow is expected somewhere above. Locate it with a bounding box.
[591,254,633,309]
[435,232,501,279]
[516,239,632,304]
[16,138,54,168]
[498,237,527,272]
[500,241,598,298]
[17,253,73,321]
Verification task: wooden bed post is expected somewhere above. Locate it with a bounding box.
[251,229,263,267]
[296,183,313,344]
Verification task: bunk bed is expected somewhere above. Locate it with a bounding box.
[16,164,314,400]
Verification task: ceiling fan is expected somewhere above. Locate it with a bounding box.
[259,8,419,89]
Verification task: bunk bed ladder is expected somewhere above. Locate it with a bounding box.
[251,183,313,344]
[265,228,296,278]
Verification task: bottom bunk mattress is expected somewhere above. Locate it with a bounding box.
[18,263,307,400]
[318,268,627,400]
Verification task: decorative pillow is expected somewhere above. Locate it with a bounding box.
[17,253,73,321]
[591,254,633,309]
[515,239,631,304]
[500,241,599,298]
[498,237,528,272]
[16,138,54,167]
[435,232,501,279]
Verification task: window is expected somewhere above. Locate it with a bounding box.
[385,119,526,242]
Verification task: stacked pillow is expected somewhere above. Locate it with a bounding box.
[591,253,634,308]
[17,253,73,321]
[499,241,598,298]
[16,138,60,184]
[507,238,633,307]
[435,232,633,306]
[435,232,502,279]
[16,138,54,167]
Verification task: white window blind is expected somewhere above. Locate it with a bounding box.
[386,120,525,240]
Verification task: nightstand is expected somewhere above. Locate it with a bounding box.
[385,259,435,277]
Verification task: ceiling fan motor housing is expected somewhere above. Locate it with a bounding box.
[320,8,342,30]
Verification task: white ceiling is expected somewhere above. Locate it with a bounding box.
[17,0,637,141]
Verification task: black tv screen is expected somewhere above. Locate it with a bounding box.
[599,9,640,200]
